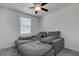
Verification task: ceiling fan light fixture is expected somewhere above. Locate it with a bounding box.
[35,3,42,11]
[35,7,41,11]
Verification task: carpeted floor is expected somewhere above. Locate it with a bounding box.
[0,47,79,56]
[57,48,79,56]
[0,47,20,56]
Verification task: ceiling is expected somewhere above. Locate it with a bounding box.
[0,3,71,18]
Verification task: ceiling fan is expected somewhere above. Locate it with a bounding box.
[29,3,48,14]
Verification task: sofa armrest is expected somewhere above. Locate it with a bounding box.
[18,35,36,40]
[52,37,64,43]
[51,37,64,55]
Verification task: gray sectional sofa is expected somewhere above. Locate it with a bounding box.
[15,31,64,56]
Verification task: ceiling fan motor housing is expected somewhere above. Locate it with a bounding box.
[35,3,42,11]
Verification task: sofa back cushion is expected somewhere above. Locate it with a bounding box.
[47,31,60,38]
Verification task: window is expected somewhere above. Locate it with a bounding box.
[20,17,31,34]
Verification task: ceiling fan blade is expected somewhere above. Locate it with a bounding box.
[29,7,35,9]
[41,8,48,12]
[35,11,38,14]
[41,3,47,6]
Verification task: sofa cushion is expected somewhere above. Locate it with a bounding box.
[19,35,35,40]
[47,31,60,38]
[18,40,52,56]
[15,39,32,46]
[40,36,57,44]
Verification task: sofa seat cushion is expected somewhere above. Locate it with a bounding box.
[15,39,32,46]
[18,40,53,56]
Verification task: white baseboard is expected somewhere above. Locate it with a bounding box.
[65,47,79,52]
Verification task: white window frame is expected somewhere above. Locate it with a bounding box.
[20,17,31,34]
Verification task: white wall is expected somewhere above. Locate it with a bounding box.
[0,7,40,49]
[40,4,79,51]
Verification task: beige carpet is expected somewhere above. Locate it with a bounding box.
[0,47,79,56]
